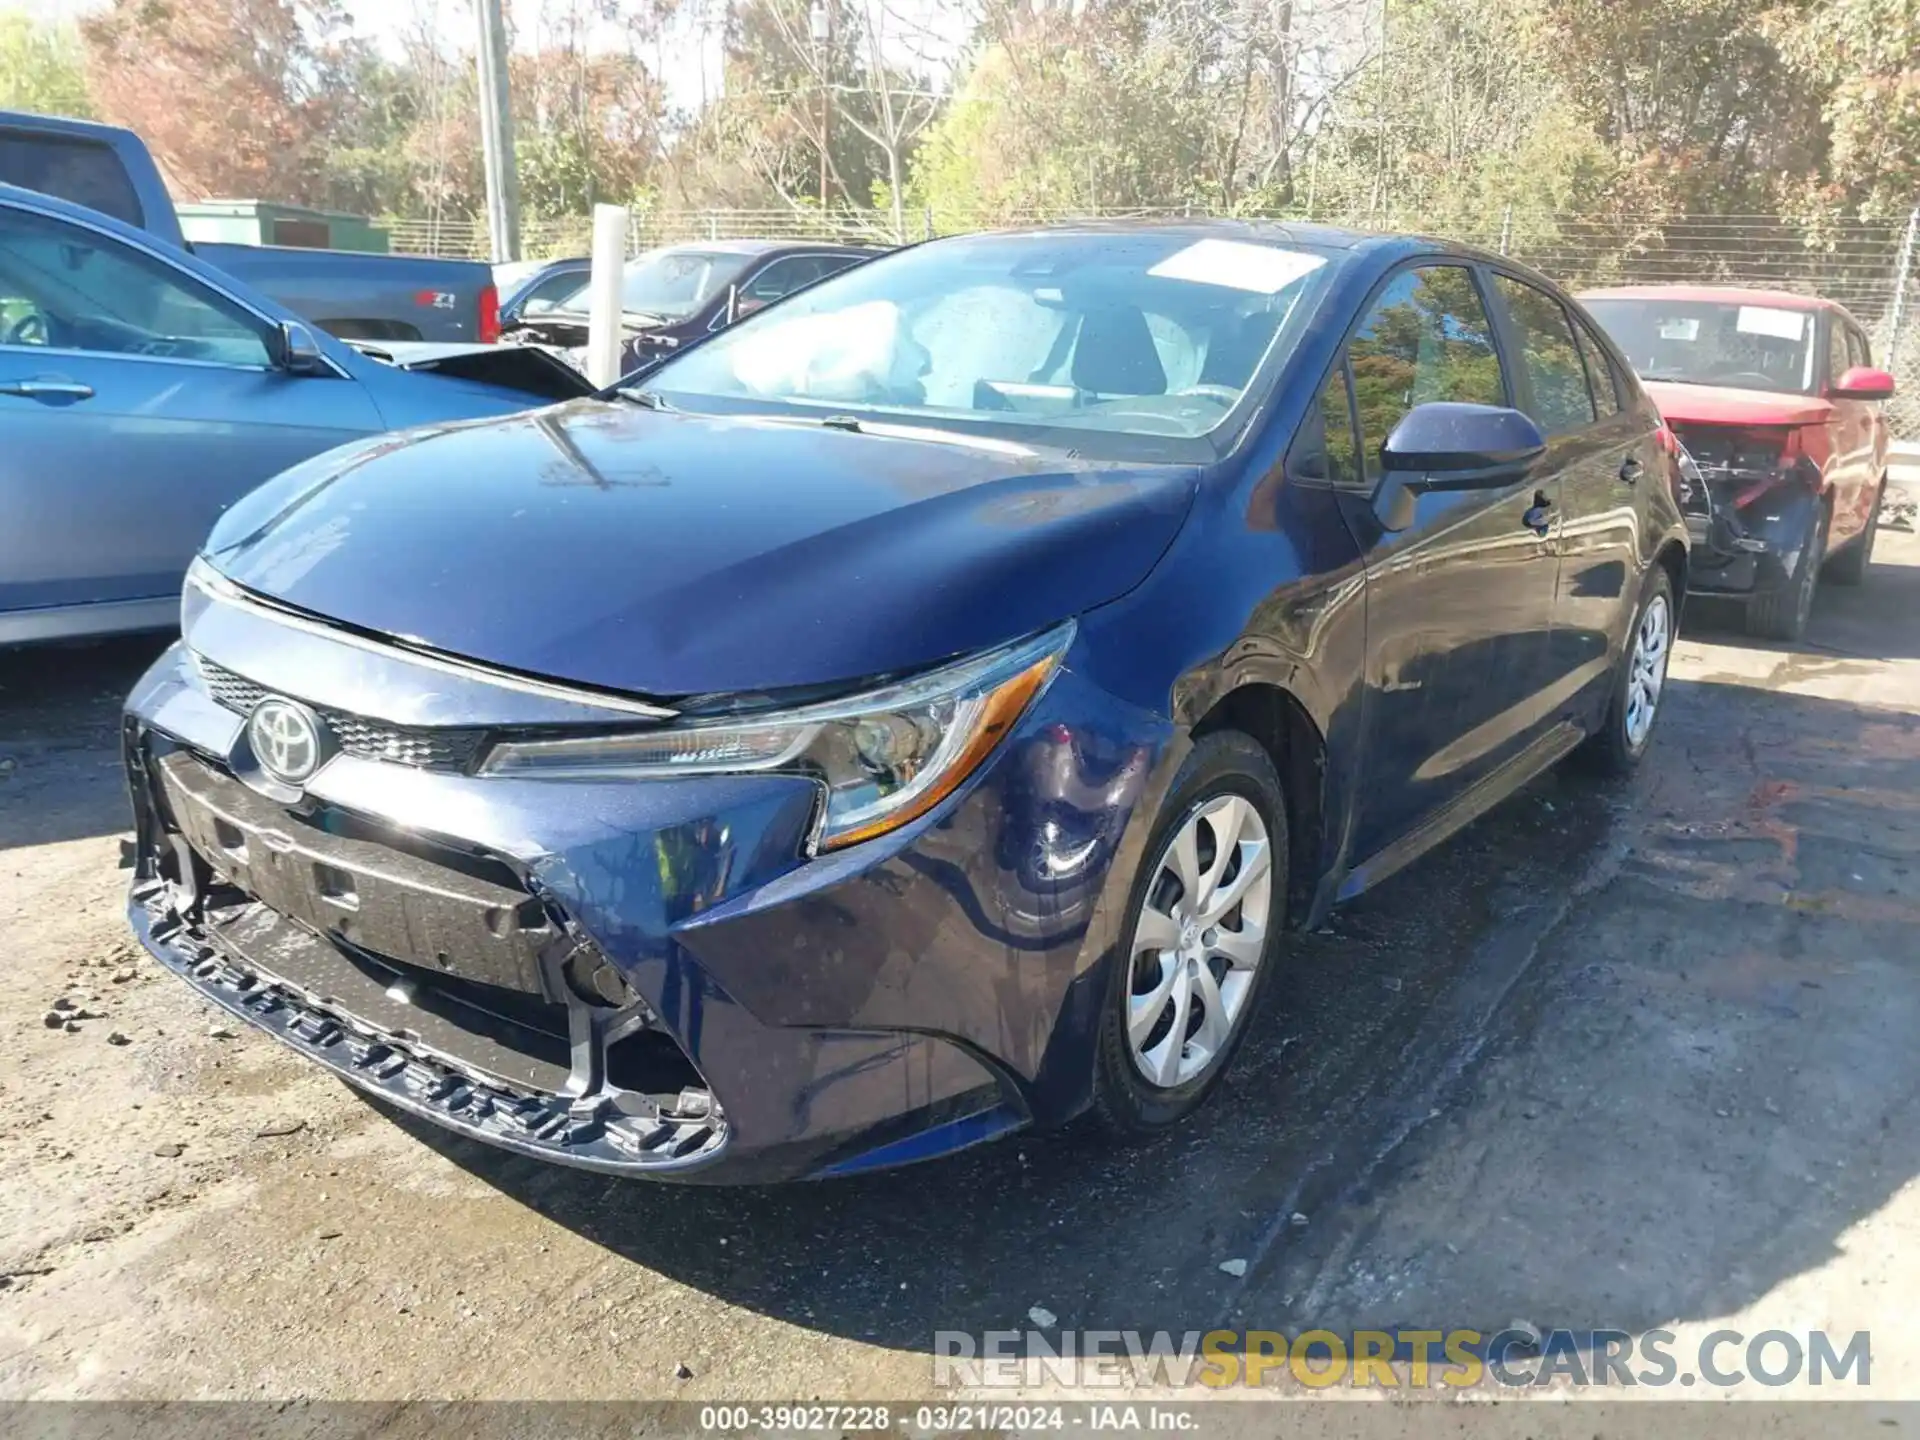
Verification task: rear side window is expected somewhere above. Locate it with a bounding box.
[1349,264,1505,483]
[1571,315,1622,417]
[743,255,839,302]
[1492,274,1595,436]
[0,135,144,229]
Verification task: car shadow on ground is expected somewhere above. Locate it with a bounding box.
[0,634,167,851]
[385,666,1919,1360]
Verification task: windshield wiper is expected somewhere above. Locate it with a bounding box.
[821,414,863,433]
[613,387,673,411]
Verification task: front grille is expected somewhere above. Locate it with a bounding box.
[194,656,488,774]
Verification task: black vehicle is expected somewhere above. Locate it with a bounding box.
[500,239,882,373]
[495,258,593,328]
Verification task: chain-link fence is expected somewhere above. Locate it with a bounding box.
[388,202,1920,439]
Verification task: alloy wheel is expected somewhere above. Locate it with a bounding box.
[1623,592,1671,750]
[1125,793,1273,1088]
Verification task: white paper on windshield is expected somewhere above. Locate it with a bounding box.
[1736,306,1806,342]
[1658,317,1701,341]
[1148,240,1326,294]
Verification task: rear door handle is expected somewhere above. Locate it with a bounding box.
[1619,455,1644,484]
[0,378,95,402]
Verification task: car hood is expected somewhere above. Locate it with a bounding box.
[203,401,1199,698]
[1642,380,1833,429]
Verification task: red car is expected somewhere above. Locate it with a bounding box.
[1580,285,1895,640]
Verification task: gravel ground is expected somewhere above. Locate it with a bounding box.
[2,534,1917,1405]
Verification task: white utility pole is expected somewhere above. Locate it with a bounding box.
[474,0,521,263]
[586,204,630,389]
[1888,205,1920,363]
[811,1,831,208]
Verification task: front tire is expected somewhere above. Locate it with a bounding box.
[1579,566,1675,778]
[1747,503,1827,641]
[1090,731,1288,1137]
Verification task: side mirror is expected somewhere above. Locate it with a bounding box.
[1374,402,1548,533]
[1832,365,1895,400]
[271,320,326,375]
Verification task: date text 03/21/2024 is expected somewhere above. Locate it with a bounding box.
[695,1405,1196,1432]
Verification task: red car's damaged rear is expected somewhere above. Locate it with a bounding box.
[1581,286,1894,641]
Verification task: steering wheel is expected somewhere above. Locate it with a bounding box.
[3,311,50,347]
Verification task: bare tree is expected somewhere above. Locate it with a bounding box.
[759,0,956,239]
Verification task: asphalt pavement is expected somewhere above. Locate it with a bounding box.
[1,533,1917,1404]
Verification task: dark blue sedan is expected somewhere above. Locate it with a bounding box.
[123,223,1688,1181]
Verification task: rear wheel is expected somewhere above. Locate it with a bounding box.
[1747,503,1828,642]
[1090,732,1287,1137]
[1825,483,1881,587]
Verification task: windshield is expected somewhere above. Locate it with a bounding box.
[1583,297,1818,394]
[546,248,759,321]
[641,231,1332,443]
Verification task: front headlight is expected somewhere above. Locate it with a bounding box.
[478,623,1073,851]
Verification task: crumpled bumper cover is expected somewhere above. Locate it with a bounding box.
[129,891,732,1174]
[122,607,1173,1181]
[1686,476,1822,599]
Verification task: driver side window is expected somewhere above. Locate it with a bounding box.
[1827,321,1851,388]
[1349,265,1505,483]
[0,204,272,367]
[742,256,831,305]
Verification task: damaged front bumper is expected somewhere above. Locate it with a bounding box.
[130,747,730,1174]
[123,589,1171,1182]
[1678,458,1824,600]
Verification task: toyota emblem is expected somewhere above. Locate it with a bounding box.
[247,697,325,786]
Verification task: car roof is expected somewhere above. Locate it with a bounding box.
[1579,283,1852,318]
[934,217,1542,273]
[655,238,880,258]
[969,217,1373,250]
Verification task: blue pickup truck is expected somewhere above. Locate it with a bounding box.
[0,110,499,344]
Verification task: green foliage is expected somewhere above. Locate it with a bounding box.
[29,0,1920,236]
[0,15,94,119]
[1774,0,1920,216]
[909,28,1218,227]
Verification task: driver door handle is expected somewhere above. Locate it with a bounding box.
[1619,455,1644,484]
[0,378,95,402]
